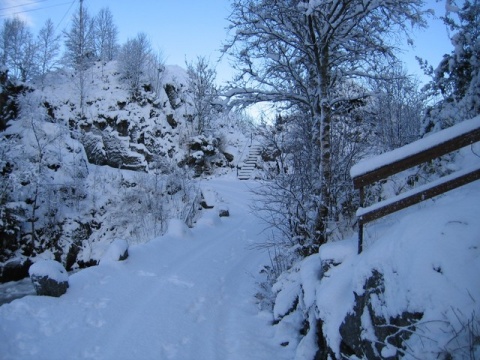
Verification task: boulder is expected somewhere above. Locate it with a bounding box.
[338,270,423,359]
[223,151,234,162]
[219,206,230,217]
[29,260,69,297]
[0,258,32,283]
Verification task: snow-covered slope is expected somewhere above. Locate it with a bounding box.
[0,61,254,272]
[0,177,293,360]
[271,145,480,359]
[0,145,479,359]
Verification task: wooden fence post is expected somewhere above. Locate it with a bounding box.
[350,116,480,254]
[358,187,364,254]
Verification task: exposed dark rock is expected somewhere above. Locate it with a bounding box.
[166,177,182,195]
[116,119,129,136]
[219,208,230,217]
[0,258,32,283]
[43,101,56,119]
[77,259,99,269]
[0,69,30,131]
[29,260,69,297]
[30,275,69,297]
[164,83,182,109]
[65,242,81,271]
[338,270,423,359]
[223,152,234,162]
[315,318,337,360]
[200,200,214,209]
[166,114,177,129]
[81,132,108,165]
[262,147,281,162]
[320,259,342,278]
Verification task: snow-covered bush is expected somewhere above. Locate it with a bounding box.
[180,134,234,177]
[100,239,128,264]
[420,0,480,133]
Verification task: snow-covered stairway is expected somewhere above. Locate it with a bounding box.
[238,144,262,180]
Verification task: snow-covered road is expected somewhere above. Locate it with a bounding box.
[0,177,292,360]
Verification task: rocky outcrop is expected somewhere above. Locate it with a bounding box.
[180,135,233,177]
[272,248,424,360]
[218,207,230,217]
[29,260,69,297]
[0,258,32,283]
[338,270,423,359]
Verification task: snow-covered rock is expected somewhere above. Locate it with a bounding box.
[100,239,129,264]
[166,218,193,239]
[218,205,230,217]
[28,260,69,297]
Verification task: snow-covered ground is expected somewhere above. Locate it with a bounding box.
[0,176,293,360]
[1,142,479,359]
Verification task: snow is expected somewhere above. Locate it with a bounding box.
[165,218,193,239]
[2,141,479,359]
[350,115,480,178]
[315,179,480,358]
[0,178,294,360]
[99,239,128,264]
[356,162,480,218]
[28,260,68,283]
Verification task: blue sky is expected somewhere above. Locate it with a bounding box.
[0,0,453,85]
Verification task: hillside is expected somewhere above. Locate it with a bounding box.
[0,61,253,276]
[270,143,480,359]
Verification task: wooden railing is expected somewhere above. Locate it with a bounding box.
[350,116,480,254]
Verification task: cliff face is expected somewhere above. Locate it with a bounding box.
[39,62,192,171]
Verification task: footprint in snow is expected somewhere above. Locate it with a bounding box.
[137,270,157,277]
[166,275,194,288]
[188,297,206,323]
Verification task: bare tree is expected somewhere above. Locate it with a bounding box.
[144,49,165,95]
[186,56,218,134]
[94,7,118,62]
[224,0,427,250]
[118,32,151,94]
[64,1,96,115]
[0,17,37,81]
[64,2,96,70]
[368,64,424,151]
[36,19,61,89]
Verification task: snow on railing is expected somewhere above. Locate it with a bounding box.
[351,116,480,253]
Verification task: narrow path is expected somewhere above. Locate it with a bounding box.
[0,177,292,360]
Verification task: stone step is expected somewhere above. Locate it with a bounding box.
[238,144,262,180]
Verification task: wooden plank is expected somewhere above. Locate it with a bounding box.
[358,167,480,225]
[353,126,480,189]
